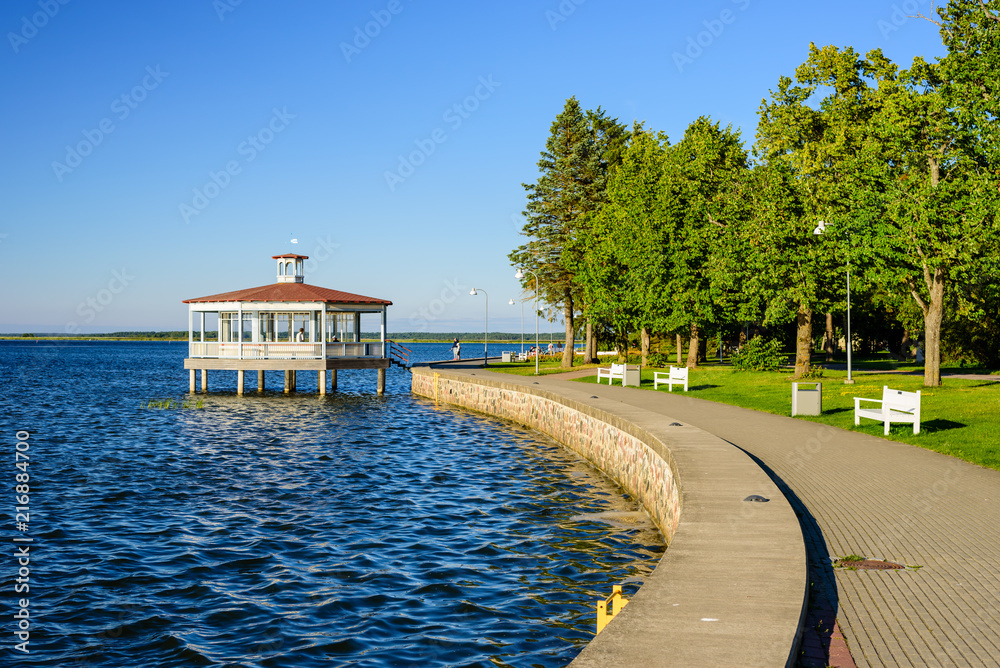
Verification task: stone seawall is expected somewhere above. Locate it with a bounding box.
[411,365,806,667]
[412,368,682,542]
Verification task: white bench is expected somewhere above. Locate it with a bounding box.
[854,385,921,435]
[597,363,640,387]
[654,366,689,392]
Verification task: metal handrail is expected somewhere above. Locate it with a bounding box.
[596,585,629,634]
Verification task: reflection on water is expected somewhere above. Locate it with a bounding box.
[1,342,664,667]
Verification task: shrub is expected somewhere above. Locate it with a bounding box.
[800,364,825,379]
[731,337,785,371]
[647,352,670,368]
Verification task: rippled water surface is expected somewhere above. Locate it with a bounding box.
[2,341,664,667]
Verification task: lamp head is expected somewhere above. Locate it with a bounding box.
[515,268,524,279]
[813,220,827,235]
[508,298,515,305]
[470,288,478,296]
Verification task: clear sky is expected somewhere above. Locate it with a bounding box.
[0,0,946,334]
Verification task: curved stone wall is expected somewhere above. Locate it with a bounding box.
[412,368,682,541]
[411,365,807,667]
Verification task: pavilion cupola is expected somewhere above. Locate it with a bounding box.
[273,253,307,284]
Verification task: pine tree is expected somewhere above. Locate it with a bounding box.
[509,97,611,368]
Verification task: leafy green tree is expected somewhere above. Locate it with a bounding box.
[575,127,670,360]
[659,117,748,368]
[755,44,885,377]
[858,47,999,385]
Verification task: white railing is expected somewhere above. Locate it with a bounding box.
[189,341,384,359]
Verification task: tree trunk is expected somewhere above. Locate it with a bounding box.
[921,268,945,387]
[898,329,911,361]
[562,293,574,368]
[824,312,835,362]
[686,323,700,369]
[583,320,595,364]
[793,304,813,378]
[640,327,650,366]
[676,333,683,365]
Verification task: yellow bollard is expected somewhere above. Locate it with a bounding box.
[596,585,629,634]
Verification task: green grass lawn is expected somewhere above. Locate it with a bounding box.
[487,356,606,376]
[566,366,1000,471]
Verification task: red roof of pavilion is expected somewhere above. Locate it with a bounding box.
[182,282,392,305]
[272,253,309,259]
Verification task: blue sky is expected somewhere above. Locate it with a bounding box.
[0,0,945,334]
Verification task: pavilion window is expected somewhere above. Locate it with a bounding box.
[220,312,240,343]
[242,312,253,342]
[292,313,310,341]
[326,313,353,342]
[259,313,276,342]
[276,314,292,342]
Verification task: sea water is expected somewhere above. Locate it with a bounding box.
[0,341,664,667]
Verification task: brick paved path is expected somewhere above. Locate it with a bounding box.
[527,370,1000,668]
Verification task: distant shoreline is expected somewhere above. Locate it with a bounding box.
[0,336,535,344]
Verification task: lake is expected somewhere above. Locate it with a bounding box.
[1,341,664,667]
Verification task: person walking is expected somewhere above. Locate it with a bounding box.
[451,338,461,360]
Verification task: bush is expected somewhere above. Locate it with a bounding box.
[731,337,785,371]
[800,364,825,379]
[647,352,670,368]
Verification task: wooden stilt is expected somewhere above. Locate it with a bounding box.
[377,368,386,395]
[200,369,208,393]
[318,370,326,395]
[258,370,265,392]
[330,369,338,392]
[237,370,244,395]
[189,369,196,393]
[284,370,291,394]
[291,370,297,392]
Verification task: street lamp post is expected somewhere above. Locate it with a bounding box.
[814,221,854,384]
[509,298,524,354]
[515,268,539,375]
[470,288,488,366]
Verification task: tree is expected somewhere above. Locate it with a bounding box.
[576,127,670,360]
[755,44,884,377]
[659,117,748,368]
[859,48,999,385]
[510,98,627,368]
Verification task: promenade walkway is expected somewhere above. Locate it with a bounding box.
[435,361,1000,667]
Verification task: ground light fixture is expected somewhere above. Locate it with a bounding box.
[813,220,854,384]
[470,288,488,366]
[515,268,540,375]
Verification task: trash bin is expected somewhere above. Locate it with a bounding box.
[502,351,513,363]
[791,382,822,416]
